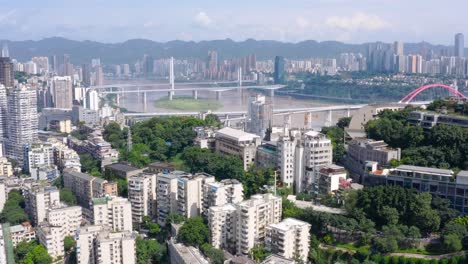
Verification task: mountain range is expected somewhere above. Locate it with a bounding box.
[1,37,458,65]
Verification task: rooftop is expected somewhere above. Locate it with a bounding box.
[216,127,260,142]
[268,218,310,231]
[395,165,454,176]
[105,162,140,172]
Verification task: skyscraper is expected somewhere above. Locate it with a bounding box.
[4,86,38,162]
[393,41,404,56]
[207,51,218,74]
[81,64,91,87]
[50,76,73,108]
[142,54,154,76]
[274,56,285,84]
[0,53,14,88]
[246,95,273,138]
[455,33,464,57]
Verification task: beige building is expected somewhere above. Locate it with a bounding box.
[208,203,237,252]
[317,165,347,194]
[9,222,36,247]
[50,76,73,109]
[24,185,60,225]
[177,173,215,218]
[36,206,82,258]
[0,183,5,213]
[0,157,13,177]
[76,225,136,264]
[63,169,118,208]
[92,196,133,232]
[156,172,183,225]
[235,193,282,255]
[128,173,157,223]
[265,218,311,262]
[215,127,261,170]
[168,238,209,264]
[203,179,244,215]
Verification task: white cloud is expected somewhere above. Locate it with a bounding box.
[296,16,310,29]
[194,12,212,27]
[326,12,390,31]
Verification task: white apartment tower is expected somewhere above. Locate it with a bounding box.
[156,171,184,225]
[86,89,99,111]
[128,173,157,223]
[76,225,136,264]
[92,196,133,232]
[246,95,273,138]
[208,203,237,252]
[177,173,215,218]
[203,179,244,214]
[24,186,60,225]
[235,193,282,255]
[265,218,311,263]
[5,86,38,162]
[26,142,54,173]
[277,136,296,188]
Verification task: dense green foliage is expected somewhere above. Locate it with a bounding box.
[60,188,77,206]
[79,153,102,176]
[64,236,76,253]
[366,107,468,169]
[15,240,52,264]
[200,244,225,264]
[177,217,210,247]
[249,245,270,263]
[427,99,468,116]
[136,237,167,264]
[0,190,29,224]
[321,125,346,162]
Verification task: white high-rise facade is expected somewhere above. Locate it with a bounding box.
[128,173,157,223]
[24,185,61,225]
[265,218,311,263]
[203,179,244,215]
[235,193,282,255]
[246,95,273,138]
[4,86,38,162]
[208,204,237,251]
[177,173,215,218]
[92,196,133,232]
[76,225,136,264]
[86,89,99,111]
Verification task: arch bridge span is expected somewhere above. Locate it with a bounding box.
[399,84,466,104]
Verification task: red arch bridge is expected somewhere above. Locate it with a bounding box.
[399,84,466,104]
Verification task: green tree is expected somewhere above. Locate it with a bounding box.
[60,188,77,205]
[135,237,167,264]
[200,243,225,264]
[337,117,352,129]
[443,234,462,253]
[64,236,76,253]
[22,245,52,264]
[249,245,270,263]
[0,190,29,224]
[80,153,101,175]
[166,213,186,225]
[177,217,209,247]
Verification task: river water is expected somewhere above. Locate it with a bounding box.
[106,80,357,129]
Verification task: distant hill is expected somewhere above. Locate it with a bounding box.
[0,37,457,65]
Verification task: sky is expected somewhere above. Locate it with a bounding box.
[0,0,466,44]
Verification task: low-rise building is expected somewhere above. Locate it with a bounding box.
[193,126,217,150]
[76,225,136,264]
[63,169,118,208]
[0,158,13,177]
[261,255,296,264]
[317,165,347,195]
[409,111,468,129]
[346,138,400,180]
[68,130,119,168]
[8,222,35,247]
[168,238,210,264]
[265,218,310,262]
[215,127,261,170]
[256,142,278,169]
[104,162,144,180]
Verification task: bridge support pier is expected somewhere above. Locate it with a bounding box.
[168,91,174,101]
[116,94,120,106]
[143,92,147,112]
[346,108,350,118]
[216,91,222,100]
[284,114,291,129]
[192,90,198,100]
[307,112,312,129]
[325,110,333,127]
[269,89,275,98]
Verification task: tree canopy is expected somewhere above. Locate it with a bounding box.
[177,217,210,247]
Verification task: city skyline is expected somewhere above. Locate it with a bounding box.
[1,0,468,44]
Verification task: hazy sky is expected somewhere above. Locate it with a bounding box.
[0,0,466,44]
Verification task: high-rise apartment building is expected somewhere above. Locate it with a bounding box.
[274,56,285,84]
[32,57,49,74]
[50,76,73,109]
[82,64,91,87]
[208,203,237,251]
[24,185,60,225]
[25,142,54,173]
[0,57,14,88]
[128,173,157,223]
[246,95,273,138]
[177,173,215,218]
[0,183,5,213]
[4,86,38,162]
[76,225,136,264]
[36,206,82,258]
[92,196,133,232]
[202,179,244,215]
[94,66,104,86]
[156,171,183,225]
[207,51,218,74]
[86,89,99,111]
[265,218,311,263]
[455,33,465,57]
[234,193,282,255]
[393,41,404,56]
[0,85,7,143]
